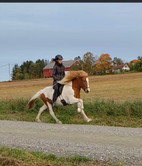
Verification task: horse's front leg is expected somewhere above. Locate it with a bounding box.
[77,99,92,122]
[35,104,47,122]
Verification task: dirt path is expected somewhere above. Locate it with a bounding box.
[0,120,142,165]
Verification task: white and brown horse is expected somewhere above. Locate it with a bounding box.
[27,70,92,124]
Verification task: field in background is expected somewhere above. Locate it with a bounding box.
[0,72,142,127]
[0,72,142,102]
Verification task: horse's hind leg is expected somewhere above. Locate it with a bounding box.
[77,99,92,122]
[47,103,62,124]
[35,104,47,123]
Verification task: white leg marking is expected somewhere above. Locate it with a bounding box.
[47,102,62,124]
[35,104,47,123]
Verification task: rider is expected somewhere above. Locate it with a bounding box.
[52,54,65,106]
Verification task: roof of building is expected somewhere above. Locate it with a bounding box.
[43,60,79,70]
[112,64,129,70]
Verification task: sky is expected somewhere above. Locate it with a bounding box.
[0,3,142,81]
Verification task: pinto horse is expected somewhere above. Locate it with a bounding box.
[27,70,92,124]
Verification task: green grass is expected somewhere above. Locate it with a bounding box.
[0,146,124,166]
[0,98,142,127]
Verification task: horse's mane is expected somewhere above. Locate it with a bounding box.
[58,70,88,85]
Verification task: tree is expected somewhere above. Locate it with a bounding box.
[12,59,48,80]
[13,66,24,80]
[138,56,142,61]
[12,64,19,80]
[20,60,33,79]
[133,61,142,72]
[82,52,97,75]
[74,56,81,61]
[129,59,140,71]
[35,59,45,78]
[96,54,112,74]
[113,57,124,65]
[29,63,39,79]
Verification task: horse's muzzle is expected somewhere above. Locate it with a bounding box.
[85,88,90,93]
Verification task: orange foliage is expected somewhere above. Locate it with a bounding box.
[129,59,140,65]
[96,54,112,73]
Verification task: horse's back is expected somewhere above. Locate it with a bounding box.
[41,86,54,99]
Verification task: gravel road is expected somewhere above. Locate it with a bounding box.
[0,120,142,165]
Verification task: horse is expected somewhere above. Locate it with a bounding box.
[27,70,92,124]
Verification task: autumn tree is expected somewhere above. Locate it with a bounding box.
[82,52,97,75]
[129,59,140,71]
[96,54,112,74]
[130,57,142,72]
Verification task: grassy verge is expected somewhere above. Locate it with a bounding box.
[0,146,124,166]
[0,98,142,127]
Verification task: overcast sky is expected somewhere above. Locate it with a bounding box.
[0,3,142,81]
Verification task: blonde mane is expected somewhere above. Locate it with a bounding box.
[58,70,88,85]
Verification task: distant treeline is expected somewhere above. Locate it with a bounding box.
[12,59,48,80]
[12,52,142,80]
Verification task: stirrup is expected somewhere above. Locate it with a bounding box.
[61,99,68,106]
[52,102,56,107]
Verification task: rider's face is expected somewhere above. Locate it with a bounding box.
[57,60,62,64]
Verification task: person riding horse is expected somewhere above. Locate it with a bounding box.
[52,55,65,107]
[27,70,92,124]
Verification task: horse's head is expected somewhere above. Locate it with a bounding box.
[78,76,90,93]
[58,70,90,93]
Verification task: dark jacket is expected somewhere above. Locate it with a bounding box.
[52,62,65,84]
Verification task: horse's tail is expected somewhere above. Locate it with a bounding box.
[27,91,42,110]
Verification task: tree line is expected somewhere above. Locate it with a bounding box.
[12,53,142,80]
[12,59,48,80]
[73,52,124,75]
[74,52,142,75]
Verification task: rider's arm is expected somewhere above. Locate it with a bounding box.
[52,65,58,81]
[63,66,65,77]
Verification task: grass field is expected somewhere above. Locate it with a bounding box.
[0,72,142,102]
[0,147,124,166]
[0,72,142,127]
[0,73,142,165]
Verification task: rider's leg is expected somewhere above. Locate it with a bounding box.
[52,83,59,106]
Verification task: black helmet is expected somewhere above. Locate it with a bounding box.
[54,54,63,61]
[52,54,63,62]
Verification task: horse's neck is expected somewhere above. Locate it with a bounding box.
[72,79,81,98]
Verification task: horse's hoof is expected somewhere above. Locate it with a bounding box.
[77,108,81,113]
[87,118,92,122]
[35,119,41,123]
[57,121,62,124]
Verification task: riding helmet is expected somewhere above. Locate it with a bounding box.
[53,55,63,61]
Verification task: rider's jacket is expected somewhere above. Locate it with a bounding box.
[52,62,65,84]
